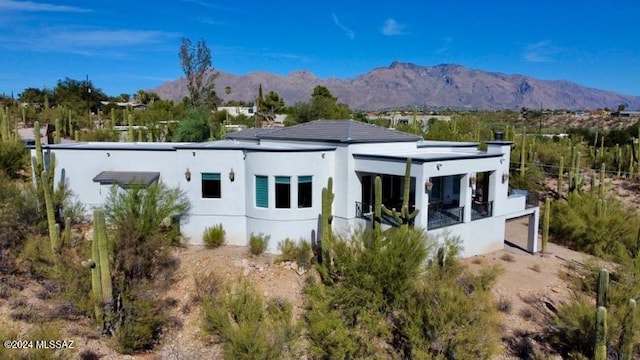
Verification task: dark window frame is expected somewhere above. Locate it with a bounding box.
[202,172,221,198]
[275,176,291,209]
[298,176,312,208]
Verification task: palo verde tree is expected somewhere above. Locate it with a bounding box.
[179,37,219,109]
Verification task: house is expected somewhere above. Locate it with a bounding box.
[34,120,539,257]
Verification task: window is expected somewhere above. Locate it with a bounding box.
[298,176,312,208]
[255,175,268,208]
[275,176,291,208]
[202,173,221,198]
[453,174,462,195]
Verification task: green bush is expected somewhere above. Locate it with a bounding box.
[79,128,119,142]
[0,321,67,360]
[115,296,166,354]
[0,139,28,178]
[248,233,270,256]
[0,173,40,250]
[277,238,312,268]
[550,192,640,262]
[203,224,225,249]
[202,280,298,359]
[305,228,502,358]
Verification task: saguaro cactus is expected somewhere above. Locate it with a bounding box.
[54,118,61,144]
[374,176,383,236]
[597,268,609,308]
[595,306,608,360]
[557,156,564,195]
[321,177,334,248]
[520,129,526,176]
[620,298,637,360]
[41,169,61,255]
[379,158,419,228]
[82,208,113,328]
[542,198,550,254]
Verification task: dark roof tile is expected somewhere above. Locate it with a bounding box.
[255,120,420,143]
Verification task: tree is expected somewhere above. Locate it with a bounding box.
[173,107,211,142]
[135,90,160,105]
[179,37,219,109]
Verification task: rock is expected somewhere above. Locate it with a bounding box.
[296,266,306,276]
[291,262,298,272]
[243,267,252,277]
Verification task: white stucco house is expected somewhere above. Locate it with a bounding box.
[35,120,539,257]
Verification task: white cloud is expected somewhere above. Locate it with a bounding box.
[523,41,562,62]
[332,13,355,40]
[0,0,91,12]
[0,27,180,56]
[436,37,453,53]
[381,18,406,36]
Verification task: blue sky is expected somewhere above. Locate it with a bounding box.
[1,0,639,98]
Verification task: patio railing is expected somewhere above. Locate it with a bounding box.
[354,201,401,227]
[427,206,464,230]
[471,201,493,221]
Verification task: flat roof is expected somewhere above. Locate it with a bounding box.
[44,142,184,151]
[353,150,502,163]
[417,140,479,148]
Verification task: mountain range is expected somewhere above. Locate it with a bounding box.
[152,61,640,111]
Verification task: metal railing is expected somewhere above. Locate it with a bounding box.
[525,191,539,208]
[354,201,401,227]
[471,201,493,221]
[427,206,464,230]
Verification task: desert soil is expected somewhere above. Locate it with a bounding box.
[0,235,595,360]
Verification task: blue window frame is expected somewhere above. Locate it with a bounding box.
[255,175,268,208]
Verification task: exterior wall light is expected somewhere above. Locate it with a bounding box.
[185,168,191,182]
[502,172,509,184]
[425,180,433,193]
[229,168,235,182]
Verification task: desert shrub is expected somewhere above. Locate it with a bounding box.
[550,192,640,262]
[500,252,516,262]
[20,235,56,279]
[79,128,119,142]
[305,228,502,359]
[0,139,28,178]
[542,263,640,359]
[277,238,312,268]
[192,272,223,303]
[0,321,67,360]
[104,182,190,285]
[0,174,41,250]
[115,295,167,354]
[202,280,298,359]
[203,224,225,249]
[248,233,270,256]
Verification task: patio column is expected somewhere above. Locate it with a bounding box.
[460,174,472,223]
[415,172,428,228]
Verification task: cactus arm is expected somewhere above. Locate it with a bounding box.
[374,176,382,235]
[41,170,60,256]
